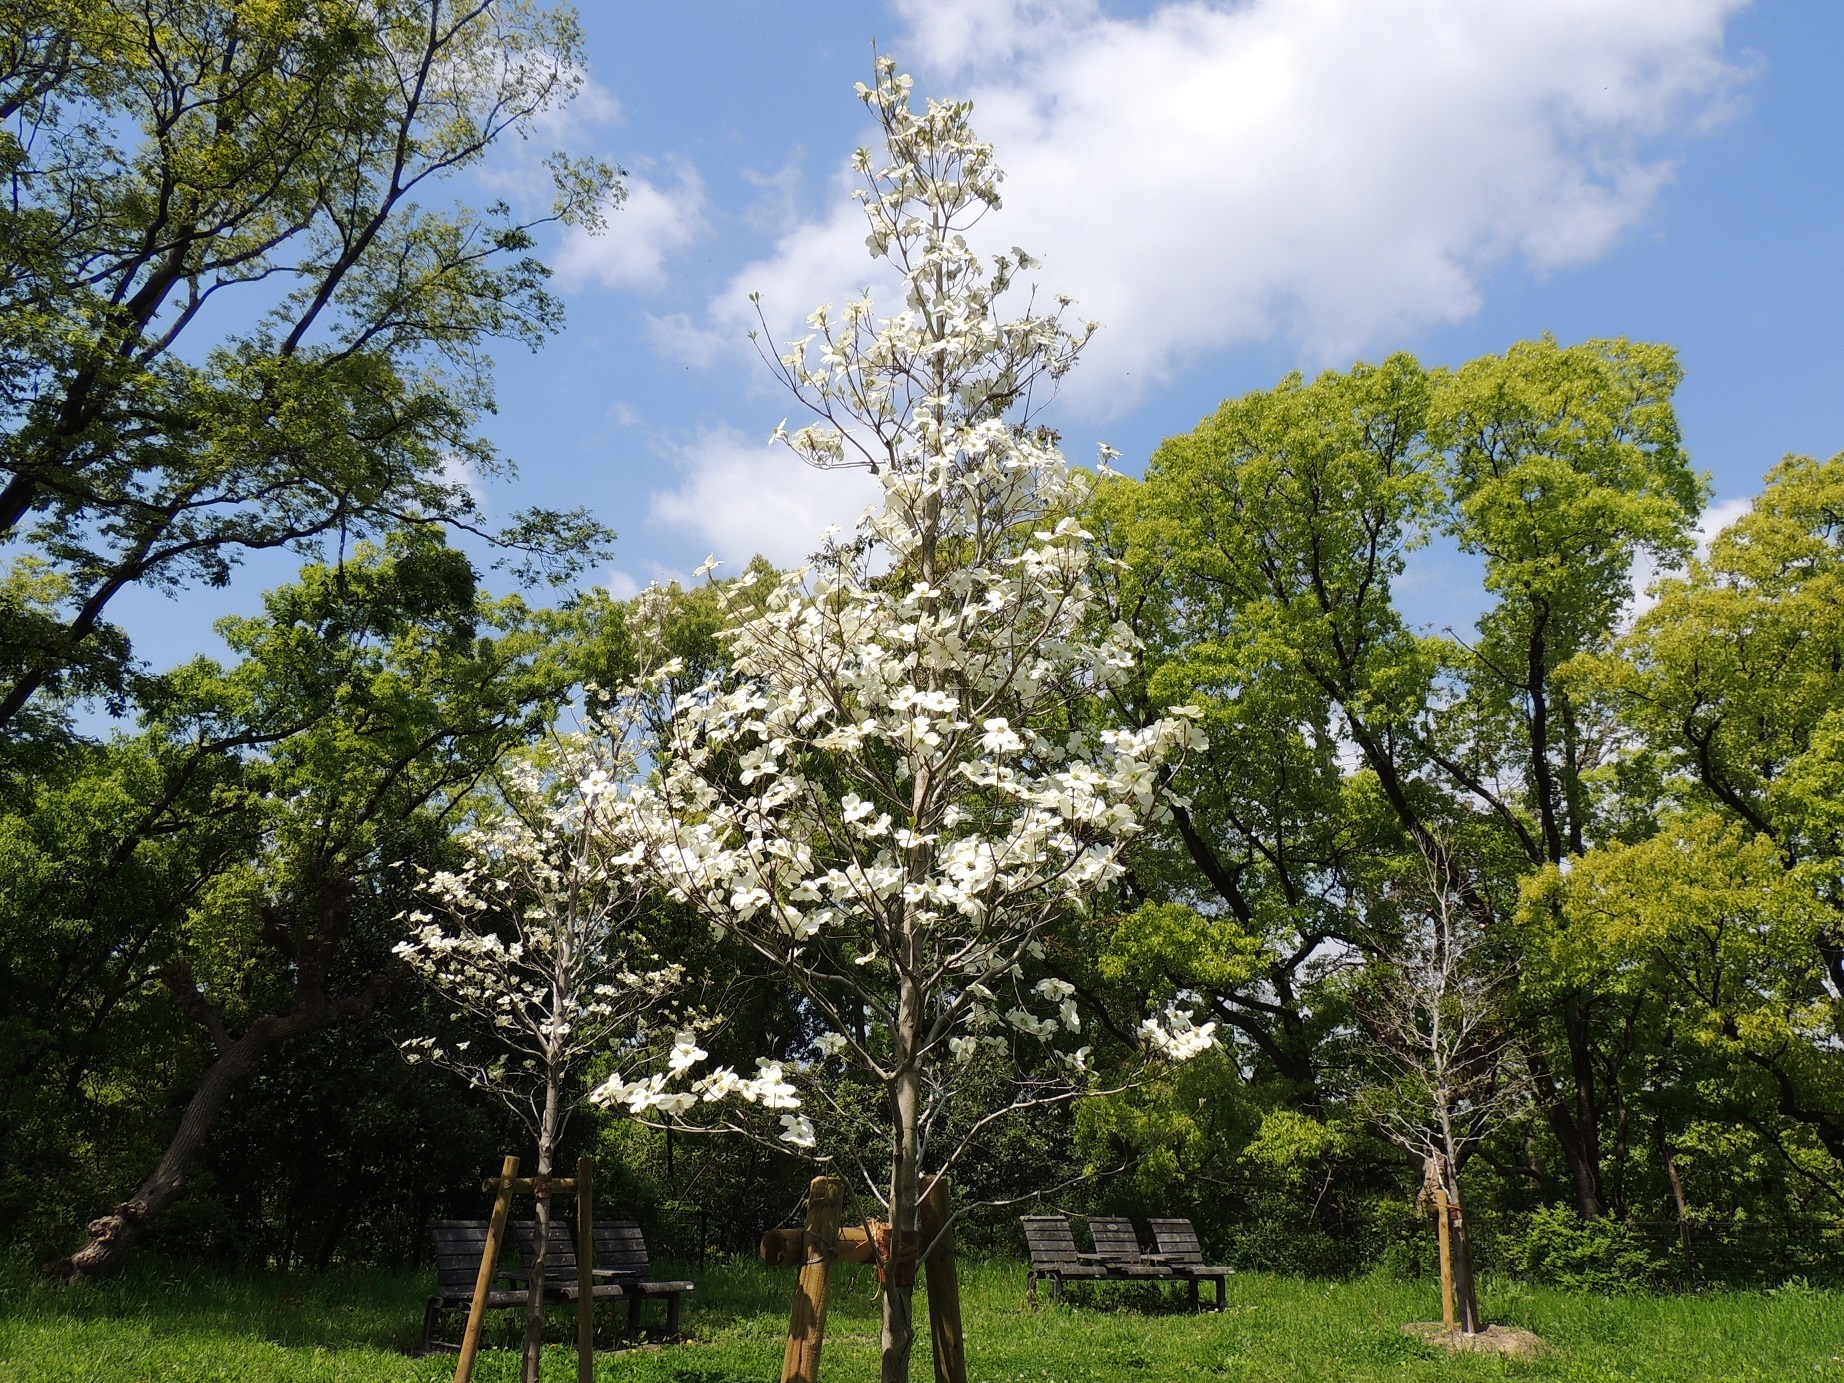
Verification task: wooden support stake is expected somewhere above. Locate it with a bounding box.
[761,1224,877,1268]
[482,1175,577,1196]
[1434,1184,1455,1335]
[456,1155,518,1383]
[781,1175,843,1383]
[919,1177,967,1383]
[577,1156,594,1383]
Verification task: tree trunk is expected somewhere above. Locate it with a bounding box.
[1663,1141,1697,1286]
[881,978,922,1383]
[47,921,398,1283]
[1526,1038,1606,1218]
[47,1023,273,1282]
[1427,1140,1483,1335]
[1447,1177,1483,1335]
[525,1069,563,1383]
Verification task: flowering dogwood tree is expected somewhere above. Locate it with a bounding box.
[394,718,692,1383]
[624,60,1211,1382]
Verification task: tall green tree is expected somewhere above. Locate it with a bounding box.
[4,532,578,1278]
[1090,337,1703,1218]
[0,0,615,742]
[1541,453,1844,1200]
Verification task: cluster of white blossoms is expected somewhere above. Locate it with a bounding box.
[390,740,682,1088]
[612,57,1216,1153]
[393,692,819,1143]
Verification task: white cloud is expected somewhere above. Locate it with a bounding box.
[556,162,708,292]
[703,0,1748,412]
[1692,495,1756,554]
[648,427,882,569]
[646,311,728,367]
[1627,493,1754,621]
[439,449,486,507]
[741,149,809,232]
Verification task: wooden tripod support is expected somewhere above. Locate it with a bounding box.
[759,1175,967,1383]
[454,1154,598,1383]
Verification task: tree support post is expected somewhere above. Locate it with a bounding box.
[577,1155,594,1383]
[1434,1184,1455,1335]
[456,1156,519,1383]
[918,1177,967,1383]
[760,1175,966,1383]
[456,1156,598,1383]
[783,1175,843,1383]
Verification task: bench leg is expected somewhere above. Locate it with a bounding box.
[627,1294,643,1335]
[665,1292,682,1336]
[420,1299,441,1355]
[1214,1275,1226,1311]
[1189,1278,1199,1313]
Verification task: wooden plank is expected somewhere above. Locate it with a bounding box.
[455,1156,518,1383]
[577,1157,594,1383]
[781,1176,842,1383]
[1435,1185,1455,1334]
[482,1175,578,1196]
[920,1177,966,1383]
[761,1224,878,1268]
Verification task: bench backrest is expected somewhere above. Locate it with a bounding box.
[1019,1215,1085,1271]
[511,1218,580,1284]
[1147,1217,1206,1267]
[591,1219,654,1279]
[1087,1216,1146,1263]
[431,1219,494,1296]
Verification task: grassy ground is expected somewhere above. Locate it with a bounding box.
[1,1253,1839,1382]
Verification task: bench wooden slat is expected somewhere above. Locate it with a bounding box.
[423,1219,530,1354]
[1020,1216,1108,1286]
[1147,1218,1234,1276]
[1146,1217,1233,1311]
[1087,1217,1173,1278]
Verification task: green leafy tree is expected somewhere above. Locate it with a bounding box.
[0,0,616,742]
[21,532,578,1279]
[1543,453,1844,1199]
[1089,337,1702,1219]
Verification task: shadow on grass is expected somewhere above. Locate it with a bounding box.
[0,1253,859,1360]
[0,1253,432,1352]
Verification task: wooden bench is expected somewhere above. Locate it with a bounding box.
[420,1219,526,1355]
[591,1220,695,1335]
[510,1218,694,1336]
[1085,1216,1174,1279]
[1149,1217,1235,1311]
[1021,1215,1109,1303]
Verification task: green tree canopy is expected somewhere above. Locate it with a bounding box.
[0,0,617,743]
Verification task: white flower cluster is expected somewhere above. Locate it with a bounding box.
[587,1044,809,1145]
[391,718,792,1143]
[1139,1008,1219,1062]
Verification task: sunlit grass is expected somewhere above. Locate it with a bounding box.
[0,1253,1836,1381]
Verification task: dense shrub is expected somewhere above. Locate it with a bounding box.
[1500,1205,1667,1292]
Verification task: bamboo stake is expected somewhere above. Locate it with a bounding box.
[781,1176,842,1383]
[577,1156,594,1383]
[1434,1184,1455,1335]
[456,1155,518,1383]
[919,1177,967,1383]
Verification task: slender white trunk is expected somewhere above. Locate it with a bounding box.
[524,1063,562,1383]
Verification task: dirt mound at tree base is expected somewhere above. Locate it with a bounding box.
[1403,1323,1545,1359]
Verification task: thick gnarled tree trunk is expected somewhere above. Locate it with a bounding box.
[49,894,399,1283]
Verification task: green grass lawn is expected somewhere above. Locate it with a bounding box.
[1,1254,1838,1382]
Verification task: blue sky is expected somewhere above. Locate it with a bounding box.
[122,0,1844,665]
